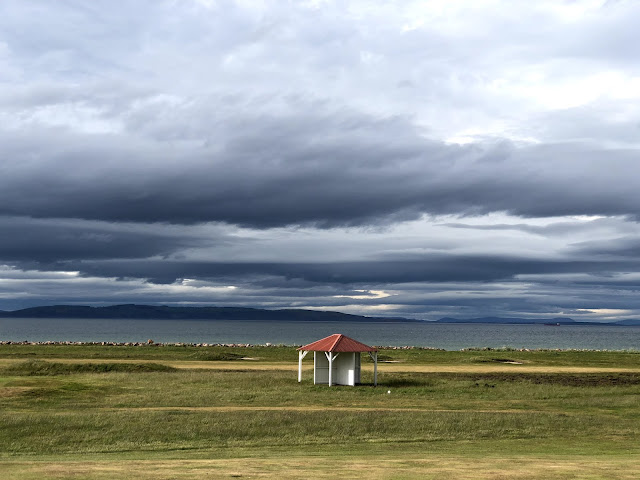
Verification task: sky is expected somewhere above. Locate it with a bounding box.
[1,0,640,321]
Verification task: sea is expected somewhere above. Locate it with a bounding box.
[1,317,639,351]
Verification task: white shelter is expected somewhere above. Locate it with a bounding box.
[297,334,378,386]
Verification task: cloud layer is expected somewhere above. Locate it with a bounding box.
[1,0,640,321]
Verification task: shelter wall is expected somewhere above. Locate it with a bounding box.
[314,352,360,386]
[314,352,331,384]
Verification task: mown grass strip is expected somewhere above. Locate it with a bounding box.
[2,455,640,480]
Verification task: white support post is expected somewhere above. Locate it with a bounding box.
[313,351,317,384]
[324,352,339,386]
[373,351,378,387]
[325,351,333,386]
[298,350,308,382]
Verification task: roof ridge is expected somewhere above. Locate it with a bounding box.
[328,333,343,352]
[298,333,376,352]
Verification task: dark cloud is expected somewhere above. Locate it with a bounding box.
[1,106,639,229]
[2,0,640,321]
[0,217,209,262]
[21,253,639,286]
[570,236,640,258]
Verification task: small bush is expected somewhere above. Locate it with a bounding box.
[191,352,245,361]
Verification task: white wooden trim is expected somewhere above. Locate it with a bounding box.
[325,352,332,386]
[298,350,308,382]
[323,352,340,386]
[313,351,317,384]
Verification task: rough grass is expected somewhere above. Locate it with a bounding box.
[4,408,615,454]
[2,368,639,452]
[1,345,640,478]
[387,370,640,387]
[2,360,177,376]
[2,343,639,367]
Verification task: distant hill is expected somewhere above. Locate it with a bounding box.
[436,316,576,325]
[612,319,640,326]
[0,304,420,322]
[1,305,638,325]
[435,316,640,326]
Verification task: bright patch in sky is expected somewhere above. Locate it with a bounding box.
[333,290,392,300]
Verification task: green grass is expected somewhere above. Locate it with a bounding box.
[1,345,639,478]
[0,344,290,362]
[2,360,177,375]
[2,343,639,367]
[2,408,628,455]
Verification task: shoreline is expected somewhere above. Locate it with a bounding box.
[1,340,637,352]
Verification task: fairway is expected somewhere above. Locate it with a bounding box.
[1,345,639,479]
[3,356,639,373]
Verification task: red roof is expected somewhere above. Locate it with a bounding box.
[298,334,377,352]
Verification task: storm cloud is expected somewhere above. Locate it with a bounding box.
[2,0,640,320]
[2,106,640,227]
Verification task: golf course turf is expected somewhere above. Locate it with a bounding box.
[1,345,639,479]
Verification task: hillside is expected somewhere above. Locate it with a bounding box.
[0,304,418,322]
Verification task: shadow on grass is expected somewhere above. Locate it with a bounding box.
[380,378,428,388]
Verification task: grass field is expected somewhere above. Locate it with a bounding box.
[1,345,639,479]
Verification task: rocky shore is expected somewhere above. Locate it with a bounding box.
[2,341,618,351]
[0,340,445,350]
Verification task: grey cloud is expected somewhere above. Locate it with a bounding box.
[25,253,640,286]
[3,0,640,321]
[1,103,640,229]
[0,217,209,262]
[529,102,640,148]
[441,217,635,237]
[562,2,640,65]
[2,0,640,230]
[570,236,640,258]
